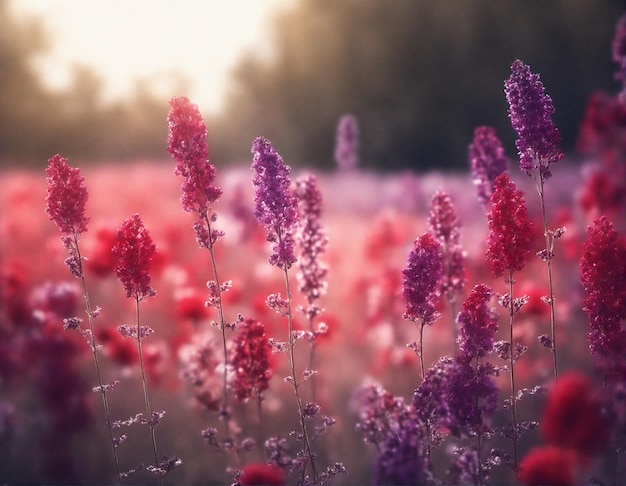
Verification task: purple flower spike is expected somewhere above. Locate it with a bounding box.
[468,126,509,209]
[251,137,299,269]
[334,114,359,171]
[504,59,563,180]
[457,284,498,361]
[45,154,89,235]
[167,96,222,215]
[402,233,444,325]
[613,15,626,93]
[112,214,157,301]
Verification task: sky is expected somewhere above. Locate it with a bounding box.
[12,0,296,115]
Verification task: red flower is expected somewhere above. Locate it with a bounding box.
[96,326,139,367]
[231,318,273,402]
[239,463,285,486]
[84,226,117,277]
[112,214,157,300]
[174,287,209,322]
[45,154,89,235]
[541,372,610,457]
[518,446,576,486]
[486,173,533,277]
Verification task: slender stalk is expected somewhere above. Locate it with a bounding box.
[283,266,318,484]
[74,233,122,483]
[536,175,559,380]
[203,213,230,435]
[306,312,318,403]
[507,272,518,471]
[135,297,160,472]
[418,321,426,382]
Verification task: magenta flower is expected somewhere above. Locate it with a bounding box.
[295,175,328,312]
[334,114,359,171]
[580,216,626,361]
[45,154,89,235]
[504,59,563,180]
[486,173,534,278]
[112,214,157,300]
[167,96,222,215]
[468,126,509,209]
[231,318,273,402]
[457,284,498,361]
[402,233,444,325]
[612,14,626,92]
[428,191,465,302]
[251,137,299,269]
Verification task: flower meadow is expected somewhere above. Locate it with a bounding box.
[2,21,626,486]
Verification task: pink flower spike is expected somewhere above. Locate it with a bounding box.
[167,96,222,215]
[112,214,157,301]
[45,154,89,235]
[486,173,533,278]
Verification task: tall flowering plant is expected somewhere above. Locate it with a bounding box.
[505,59,564,379]
[468,126,509,210]
[486,172,533,470]
[45,154,122,482]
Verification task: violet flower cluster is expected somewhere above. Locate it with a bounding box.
[468,126,509,209]
[334,114,359,171]
[251,137,299,269]
[457,284,498,362]
[613,14,626,95]
[428,191,465,304]
[111,214,157,301]
[504,59,563,180]
[401,233,444,325]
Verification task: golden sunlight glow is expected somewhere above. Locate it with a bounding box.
[12,0,295,114]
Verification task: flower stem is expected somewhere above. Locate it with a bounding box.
[283,266,318,484]
[508,272,518,471]
[536,174,559,380]
[74,234,122,483]
[135,297,160,474]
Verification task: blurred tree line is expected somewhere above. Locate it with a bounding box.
[0,0,623,171]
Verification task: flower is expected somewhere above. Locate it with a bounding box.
[334,114,359,171]
[468,126,509,208]
[486,173,534,278]
[112,214,157,300]
[239,463,285,486]
[251,137,299,269]
[401,233,444,325]
[541,372,610,458]
[580,216,626,361]
[167,96,222,215]
[504,59,563,180]
[518,446,575,486]
[457,284,498,361]
[231,318,273,402]
[428,191,465,302]
[295,175,328,313]
[45,154,89,235]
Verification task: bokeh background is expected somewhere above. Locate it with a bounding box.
[0,0,622,171]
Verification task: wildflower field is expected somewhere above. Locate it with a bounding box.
[2,18,626,486]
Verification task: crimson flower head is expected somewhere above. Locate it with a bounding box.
[580,215,626,360]
[468,126,509,209]
[504,59,563,180]
[239,463,285,486]
[541,372,610,458]
[231,318,273,402]
[112,214,157,300]
[251,137,299,269]
[402,233,444,325]
[518,446,575,486]
[486,173,533,278]
[45,154,89,235]
[167,96,222,215]
[457,284,498,361]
